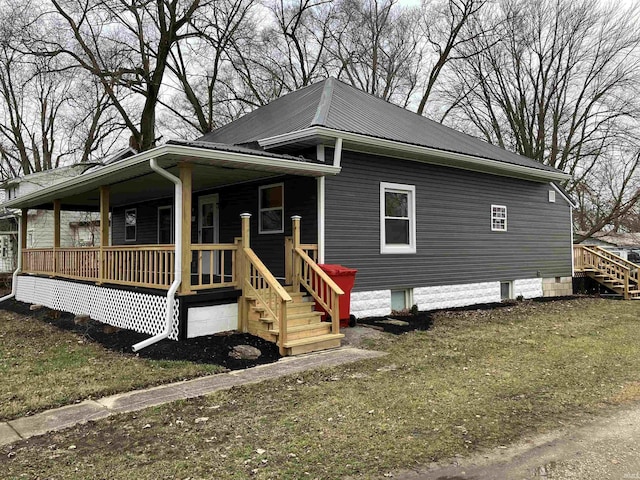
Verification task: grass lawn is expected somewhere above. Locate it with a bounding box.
[0,310,223,421]
[3,298,640,479]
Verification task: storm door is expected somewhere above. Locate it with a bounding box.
[198,194,220,279]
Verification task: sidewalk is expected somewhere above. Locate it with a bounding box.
[0,347,384,448]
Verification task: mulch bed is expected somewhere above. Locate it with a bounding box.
[0,298,280,370]
[356,296,581,334]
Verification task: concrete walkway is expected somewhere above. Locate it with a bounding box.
[0,347,384,448]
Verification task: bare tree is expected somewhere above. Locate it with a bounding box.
[328,0,421,106]
[0,1,123,178]
[444,0,640,237]
[36,0,201,152]
[162,0,257,134]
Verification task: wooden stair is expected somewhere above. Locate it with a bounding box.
[574,245,640,299]
[246,286,344,355]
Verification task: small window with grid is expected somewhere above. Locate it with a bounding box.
[491,205,507,232]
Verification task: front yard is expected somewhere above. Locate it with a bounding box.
[2,297,640,479]
[0,308,225,421]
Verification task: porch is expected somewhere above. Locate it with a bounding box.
[6,143,344,355]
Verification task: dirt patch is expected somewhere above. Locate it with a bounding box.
[0,298,280,370]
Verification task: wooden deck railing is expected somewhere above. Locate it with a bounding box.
[21,243,239,291]
[573,244,633,299]
[294,247,343,335]
[102,245,176,289]
[192,243,238,290]
[243,247,291,355]
[56,247,100,281]
[587,245,640,287]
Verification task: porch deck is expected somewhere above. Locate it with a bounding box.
[17,217,343,356]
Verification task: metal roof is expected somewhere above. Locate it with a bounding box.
[199,77,563,176]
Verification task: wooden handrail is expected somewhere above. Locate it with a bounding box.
[574,245,632,299]
[243,247,291,355]
[294,247,343,335]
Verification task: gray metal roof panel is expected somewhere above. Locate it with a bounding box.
[198,77,562,175]
[199,82,326,145]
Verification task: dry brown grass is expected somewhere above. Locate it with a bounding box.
[3,298,640,479]
[0,310,222,421]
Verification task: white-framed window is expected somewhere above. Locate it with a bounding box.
[380,182,416,254]
[259,183,284,234]
[491,205,507,232]
[391,288,413,311]
[27,230,34,249]
[548,190,556,203]
[157,206,173,244]
[125,208,137,242]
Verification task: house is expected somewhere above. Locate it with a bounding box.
[578,232,640,263]
[1,78,576,355]
[0,164,107,274]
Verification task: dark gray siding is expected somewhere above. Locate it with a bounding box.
[112,202,170,245]
[112,176,317,278]
[212,175,317,277]
[325,152,572,292]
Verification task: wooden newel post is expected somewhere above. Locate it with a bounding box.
[239,213,251,333]
[240,213,251,248]
[292,216,301,290]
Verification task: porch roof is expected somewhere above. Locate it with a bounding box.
[3,143,340,211]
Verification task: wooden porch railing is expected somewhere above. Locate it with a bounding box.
[294,247,343,335]
[102,245,176,289]
[22,243,239,291]
[192,243,238,290]
[243,247,292,355]
[586,245,639,287]
[284,236,318,284]
[573,244,632,299]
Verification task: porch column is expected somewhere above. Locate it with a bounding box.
[20,209,27,250]
[53,199,61,276]
[292,215,301,290]
[179,163,193,294]
[99,186,110,283]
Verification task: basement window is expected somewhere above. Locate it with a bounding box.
[391,289,413,312]
[125,209,137,242]
[500,281,512,300]
[380,182,416,254]
[259,183,284,234]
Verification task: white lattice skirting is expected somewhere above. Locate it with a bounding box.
[15,276,180,340]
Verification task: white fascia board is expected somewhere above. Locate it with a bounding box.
[258,126,571,183]
[3,144,340,209]
[549,182,577,209]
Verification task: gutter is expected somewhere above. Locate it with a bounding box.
[131,159,182,352]
[2,144,341,210]
[0,215,21,303]
[258,126,571,183]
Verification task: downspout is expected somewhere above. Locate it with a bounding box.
[132,159,182,352]
[0,215,22,303]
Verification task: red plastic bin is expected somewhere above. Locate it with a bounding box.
[316,264,357,328]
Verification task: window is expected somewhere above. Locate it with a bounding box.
[491,205,507,232]
[27,230,34,249]
[157,206,173,244]
[500,281,512,300]
[391,289,413,311]
[380,182,416,254]
[548,190,556,203]
[259,183,284,234]
[125,209,137,242]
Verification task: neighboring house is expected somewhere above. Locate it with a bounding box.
[0,164,104,275]
[578,232,640,263]
[1,78,576,355]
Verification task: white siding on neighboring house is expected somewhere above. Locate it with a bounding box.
[26,211,99,248]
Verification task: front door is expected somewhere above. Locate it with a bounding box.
[198,194,219,277]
